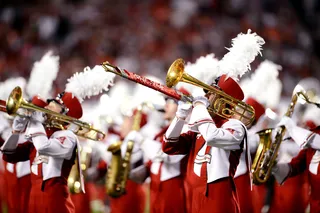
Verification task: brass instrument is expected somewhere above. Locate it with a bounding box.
[68,145,92,194]
[166,59,255,126]
[101,59,255,126]
[251,85,320,184]
[6,86,105,141]
[106,104,144,198]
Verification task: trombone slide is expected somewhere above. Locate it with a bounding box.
[101,62,191,102]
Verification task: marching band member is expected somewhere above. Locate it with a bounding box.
[263,78,320,213]
[163,74,248,213]
[272,102,320,213]
[0,77,29,213]
[0,51,59,213]
[1,65,115,213]
[162,29,264,213]
[89,80,151,213]
[129,86,190,213]
[239,60,283,213]
[108,77,167,213]
[101,109,148,213]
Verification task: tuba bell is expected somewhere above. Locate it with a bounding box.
[6,86,105,141]
[106,103,145,198]
[166,58,256,126]
[251,85,320,184]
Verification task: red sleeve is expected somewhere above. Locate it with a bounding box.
[2,142,33,163]
[162,131,196,155]
[288,148,309,177]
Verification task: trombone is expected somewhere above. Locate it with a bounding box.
[101,59,255,126]
[6,86,105,141]
[166,59,255,126]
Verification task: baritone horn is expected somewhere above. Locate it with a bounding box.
[6,86,105,141]
[251,85,320,184]
[166,58,255,126]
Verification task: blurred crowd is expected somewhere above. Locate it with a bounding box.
[0,0,319,97]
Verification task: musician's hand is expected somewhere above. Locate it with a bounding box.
[192,96,209,108]
[176,101,192,120]
[12,115,29,133]
[67,123,80,132]
[31,111,46,123]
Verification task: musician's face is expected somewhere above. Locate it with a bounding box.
[45,101,63,113]
[206,92,220,105]
[164,99,177,121]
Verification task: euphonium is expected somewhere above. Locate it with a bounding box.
[106,104,143,198]
[68,145,92,194]
[251,85,320,184]
[6,86,105,141]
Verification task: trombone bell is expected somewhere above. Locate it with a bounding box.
[6,86,105,141]
[166,58,256,126]
[166,58,185,88]
[6,87,23,115]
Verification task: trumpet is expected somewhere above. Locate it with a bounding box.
[101,59,255,126]
[6,86,105,141]
[251,85,320,184]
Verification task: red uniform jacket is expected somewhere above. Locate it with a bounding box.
[147,126,186,213]
[3,141,76,213]
[162,128,243,213]
[285,148,320,213]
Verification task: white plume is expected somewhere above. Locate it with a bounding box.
[185,53,220,84]
[102,80,133,117]
[0,77,27,100]
[176,53,219,96]
[241,60,282,108]
[65,65,115,102]
[26,51,59,99]
[218,29,265,81]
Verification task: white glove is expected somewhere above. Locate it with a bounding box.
[30,111,46,124]
[176,101,192,120]
[192,96,209,108]
[12,115,29,132]
[125,130,144,145]
[277,116,295,129]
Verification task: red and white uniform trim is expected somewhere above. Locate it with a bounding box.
[164,116,248,183]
